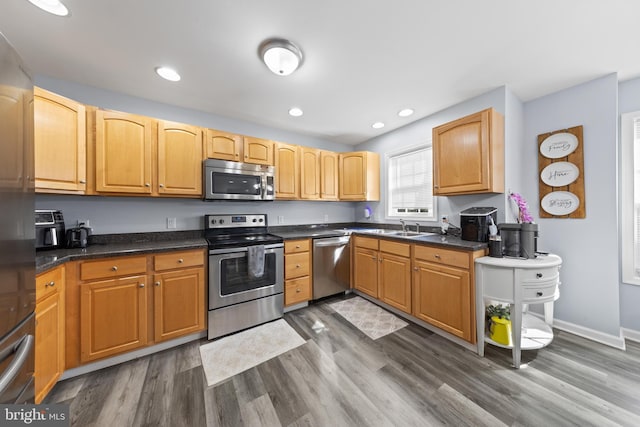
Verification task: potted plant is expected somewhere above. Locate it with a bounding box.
[486,304,512,345]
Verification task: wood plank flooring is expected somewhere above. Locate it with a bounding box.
[44,294,640,426]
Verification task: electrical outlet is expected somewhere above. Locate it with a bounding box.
[278,215,284,224]
[323,214,329,223]
[77,219,90,227]
[167,217,177,229]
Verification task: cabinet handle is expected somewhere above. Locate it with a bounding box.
[413,267,419,271]
[159,184,164,188]
[536,291,543,297]
[296,288,301,293]
[536,273,543,278]
[434,254,441,259]
[434,184,439,189]
[45,281,55,287]
[79,180,86,184]
[296,264,301,268]
[379,257,382,263]
[178,258,184,263]
[111,266,118,271]
[145,183,151,187]
[155,281,160,286]
[295,245,301,249]
[139,283,145,288]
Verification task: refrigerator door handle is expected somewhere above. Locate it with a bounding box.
[0,334,34,396]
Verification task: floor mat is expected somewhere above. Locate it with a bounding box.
[199,319,306,386]
[329,296,408,340]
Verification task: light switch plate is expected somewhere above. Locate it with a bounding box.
[167,217,177,229]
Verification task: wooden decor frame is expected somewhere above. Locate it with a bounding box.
[537,125,586,218]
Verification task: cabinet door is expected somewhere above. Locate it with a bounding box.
[320,150,339,200]
[95,110,154,194]
[379,253,412,313]
[35,291,64,403]
[153,267,205,342]
[413,260,472,341]
[274,142,299,199]
[157,120,203,196]
[353,246,379,298]
[0,84,25,189]
[339,151,380,201]
[432,108,503,195]
[80,275,147,362]
[34,87,86,192]
[204,129,242,161]
[243,136,273,165]
[300,147,320,200]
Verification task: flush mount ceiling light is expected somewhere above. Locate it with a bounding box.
[28,0,69,16]
[288,107,303,117]
[155,66,181,82]
[372,122,385,129]
[259,38,303,76]
[398,108,414,117]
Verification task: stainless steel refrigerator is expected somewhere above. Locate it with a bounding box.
[0,31,35,404]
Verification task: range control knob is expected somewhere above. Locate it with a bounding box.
[219,219,225,224]
[211,219,217,225]
[259,218,264,222]
[252,218,257,223]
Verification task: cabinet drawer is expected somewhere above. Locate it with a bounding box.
[379,240,411,257]
[285,277,311,306]
[353,236,378,250]
[285,252,310,279]
[36,266,63,302]
[522,281,559,303]
[413,245,469,269]
[80,256,147,281]
[285,239,310,254]
[519,267,560,284]
[154,250,204,271]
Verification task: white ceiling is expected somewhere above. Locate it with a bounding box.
[2,0,639,145]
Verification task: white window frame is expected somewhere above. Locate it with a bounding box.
[621,111,640,286]
[385,142,437,222]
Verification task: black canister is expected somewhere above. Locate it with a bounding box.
[489,237,503,257]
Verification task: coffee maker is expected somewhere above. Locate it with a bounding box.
[498,223,539,258]
[460,207,498,242]
[35,210,65,250]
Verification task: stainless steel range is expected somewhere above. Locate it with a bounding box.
[205,214,284,339]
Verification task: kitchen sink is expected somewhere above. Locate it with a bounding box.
[385,231,438,238]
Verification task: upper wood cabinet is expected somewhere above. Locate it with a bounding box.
[204,129,242,162]
[339,151,380,201]
[243,136,274,165]
[300,147,321,200]
[320,150,339,200]
[0,84,26,190]
[157,120,202,196]
[432,108,504,195]
[274,142,299,199]
[95,109,154,194]
[34,87,86,193]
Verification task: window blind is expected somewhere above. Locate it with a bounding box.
[388,146,434,218]
[634,118,640,274]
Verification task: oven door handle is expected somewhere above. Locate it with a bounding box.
[209,244,283,255]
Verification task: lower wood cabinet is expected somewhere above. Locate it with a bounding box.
[284,239,312,306]
[35,265,65,404]
[353,237,379,298]
[66,249,206,367]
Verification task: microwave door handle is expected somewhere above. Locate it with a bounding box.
[261,175,267,199]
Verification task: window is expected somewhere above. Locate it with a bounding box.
[386,143,436,221]
[622,111,640,285]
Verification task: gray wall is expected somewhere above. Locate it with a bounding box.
[34,76,356,233]
[354,86,509,226]
[522,74,620,337]
[618,76,640,331]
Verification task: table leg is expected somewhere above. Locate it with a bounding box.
[544,301,554,326]
[511,302,522,369]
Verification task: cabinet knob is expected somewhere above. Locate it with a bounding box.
[145,183,151,187]
[536,291,543,297]
[79,180,86,184]
[139,283,145,288]
[159,184,164,188]
[295,245,301,249]
[45,281,55,287]
[434,254,441,259]
[296,288,301,293]
[178,258,184,263]
[155,281,160,286]
[536,273,543,278]
[434,184,439,189]
[296,264,301,268]
[413,267,419,271]
[111,266,118,271]
[379,257,382,262]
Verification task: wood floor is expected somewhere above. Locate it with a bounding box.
[45,294,640,426]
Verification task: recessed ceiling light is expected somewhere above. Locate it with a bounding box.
[155,66,181,82]
[28,0,69,16]
[398,108,414,117]
[372,122,385,129]
[288,107,303,117]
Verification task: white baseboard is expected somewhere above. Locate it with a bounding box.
[622,327,640,343]
[535,314,627,350]
[60,331,206,380]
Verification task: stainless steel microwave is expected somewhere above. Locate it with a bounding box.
[203,159,275,201]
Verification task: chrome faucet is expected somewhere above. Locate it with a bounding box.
[415,222,420,233]
[400,219,406,232]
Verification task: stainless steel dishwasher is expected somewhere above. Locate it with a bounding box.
[313,235,351,299]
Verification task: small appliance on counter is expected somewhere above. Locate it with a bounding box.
[66,224,91,248]
[35,210,65,250]
[499,223,539,259]
[460,207,498,242]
